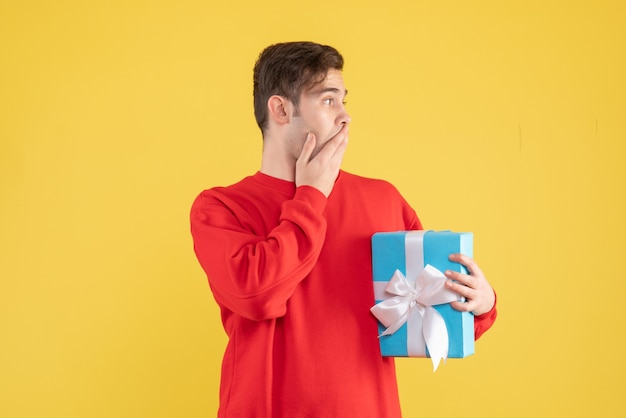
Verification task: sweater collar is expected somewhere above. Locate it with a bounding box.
[252,170,345,195]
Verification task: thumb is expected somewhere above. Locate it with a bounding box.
[297,133,315,164]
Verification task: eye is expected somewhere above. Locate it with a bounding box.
[323,98,334,105]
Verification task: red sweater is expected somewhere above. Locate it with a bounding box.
[191,171,497,418]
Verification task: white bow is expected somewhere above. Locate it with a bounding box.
[370,264,459,371]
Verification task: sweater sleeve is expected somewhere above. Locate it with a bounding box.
[190,185,328,321]
[474,292,497,340]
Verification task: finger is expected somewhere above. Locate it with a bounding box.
[332,123,349,144]
[445,278,476,302]
[324,128,349,169]
[331,126,349,159]
[450,300,475,313]
[328,134,348,167]
[297,133,316,164]
[444,269,475,289]
[449,253,484,278]
[314,124,349,161]
[447,280,477,313]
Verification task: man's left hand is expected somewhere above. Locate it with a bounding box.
[444,254,495,316]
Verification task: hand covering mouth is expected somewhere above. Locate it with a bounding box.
[330,124,348,140]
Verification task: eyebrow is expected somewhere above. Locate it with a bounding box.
[312,87,348,97]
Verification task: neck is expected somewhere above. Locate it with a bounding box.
[259,136,297,182]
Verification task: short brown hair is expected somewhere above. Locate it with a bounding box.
[253,42,344,134]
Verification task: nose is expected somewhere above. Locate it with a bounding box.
[338,104,351,125]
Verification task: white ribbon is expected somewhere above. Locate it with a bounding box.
[370,231,460,371]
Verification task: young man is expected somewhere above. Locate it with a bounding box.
[190,42,497,418]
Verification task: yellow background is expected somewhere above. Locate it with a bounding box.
[2,1,625,417]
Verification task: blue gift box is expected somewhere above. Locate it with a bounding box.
[371,230,474,358]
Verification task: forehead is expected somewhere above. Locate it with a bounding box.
[304,69,347,96]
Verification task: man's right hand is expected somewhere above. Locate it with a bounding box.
[295,126,349,198]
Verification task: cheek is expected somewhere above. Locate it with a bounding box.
[313,115,335,136]
[296,107,334,138]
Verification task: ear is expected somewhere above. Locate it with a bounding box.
[267,95,293,125]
